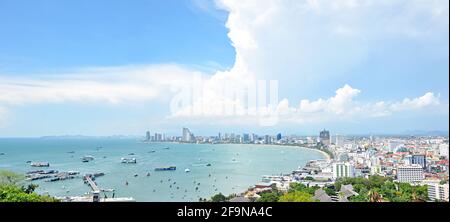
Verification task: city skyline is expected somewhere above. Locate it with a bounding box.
[0,0,449,137]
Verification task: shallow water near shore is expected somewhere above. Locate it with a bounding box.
[0,138,325,201]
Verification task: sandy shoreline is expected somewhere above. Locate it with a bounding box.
[179,142,332,161]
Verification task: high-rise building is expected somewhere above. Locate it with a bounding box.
[397,164,424,183]
[332,162,355,179]
[319,129,331,146]
[243,134,250,143]
[182,127,193,142]
[145,131,151,141]
[276,133,282,141]
[335,134,344,147]
[264,135,270,144]
[411,154,427,169]
[250,134,257,143]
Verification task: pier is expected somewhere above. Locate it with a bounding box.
[83,175,100,192]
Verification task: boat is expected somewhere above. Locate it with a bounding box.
[154,166,176,171]
[206,163,211,167]
[67,171,80,175]
[30,162,50,167]
[128,153,135,155]
[164,147,170,150]
[121,158,137,164]
[185,168,190,173]
[148,150,156,153]
[81,156,94,162]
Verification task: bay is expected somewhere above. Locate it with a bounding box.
[0,138,325,201]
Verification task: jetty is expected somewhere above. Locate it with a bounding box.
[58,173,135,202]
[83,175,100,192]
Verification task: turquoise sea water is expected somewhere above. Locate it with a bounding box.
[0,138,325,201]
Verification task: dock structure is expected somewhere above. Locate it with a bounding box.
[55,173,134,202]
[83,175,100,192]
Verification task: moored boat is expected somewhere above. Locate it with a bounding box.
[121,157,137,164]
[154,166,176,171]
[30,162,50,167]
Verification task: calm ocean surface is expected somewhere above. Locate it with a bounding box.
[0,138,325,201]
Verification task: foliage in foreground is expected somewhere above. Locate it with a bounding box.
[0,170,59,202]
[332,175,428,202]
[209,175,430,202]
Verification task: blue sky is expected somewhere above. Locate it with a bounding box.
[0,0,448,137]
[0,0,234,73]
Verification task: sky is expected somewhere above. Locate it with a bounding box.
[0,0,448,137]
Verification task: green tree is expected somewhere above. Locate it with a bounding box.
[279,191,315,202]
[0,185,58,202]
[0,170,25,185]
[0,170,58,202]
[211,193,227,202]
[257,191,281,202]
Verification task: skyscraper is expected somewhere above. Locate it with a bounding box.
[264,135,270,144]
[319,129,331,146]
[182,127,193,142]
[243,133,250,143]
[276,133,282,141]
[146,131,151,141]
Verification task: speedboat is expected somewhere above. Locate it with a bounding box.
[185,168,191,173]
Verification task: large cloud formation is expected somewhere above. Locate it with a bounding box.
[170,0,447,125]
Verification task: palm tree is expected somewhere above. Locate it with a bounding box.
[368,190,383,202]
[411,191,425,202]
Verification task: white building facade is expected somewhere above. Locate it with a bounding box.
[397,164,424,183]
[332,162,355,179]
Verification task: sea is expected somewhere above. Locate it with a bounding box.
[0,138,325,201]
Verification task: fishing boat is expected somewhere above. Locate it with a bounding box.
[121,157,137,164]
[154,166,176,171]
[30,162,50,167]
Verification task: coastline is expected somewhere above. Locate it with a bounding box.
[177,142,332,162]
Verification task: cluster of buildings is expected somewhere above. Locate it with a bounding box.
[242,130,449,202]
[143,128,449,202]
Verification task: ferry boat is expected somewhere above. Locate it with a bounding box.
[121,158,137,164]
[30,162,50,167]
[154,166,176,171]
